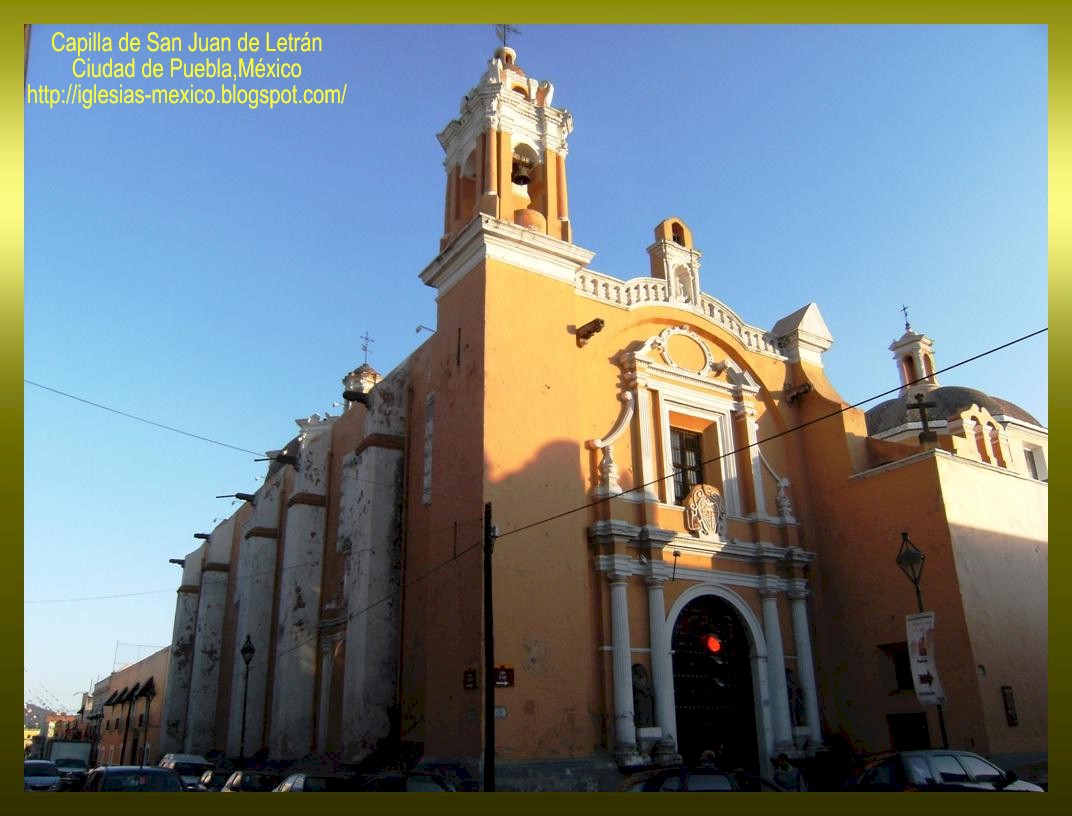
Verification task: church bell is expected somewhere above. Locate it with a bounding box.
[511,154,534,185]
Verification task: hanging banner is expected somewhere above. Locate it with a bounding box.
[906,612,946,706]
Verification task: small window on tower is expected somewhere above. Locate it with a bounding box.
[671,222,686,246]
[670,428,703,504]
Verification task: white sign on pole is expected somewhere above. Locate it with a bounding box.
[906,612,946,706]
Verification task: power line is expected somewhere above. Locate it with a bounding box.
[25,587,175,604]
[25,516,484,605]
[497,327,1047,540]
[25,378,485,507]
[25,379,263,456]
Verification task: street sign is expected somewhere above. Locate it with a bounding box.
[463,669,477,690]
[906,612,946,706]
[494,706,508,719]
[494,666,514,688]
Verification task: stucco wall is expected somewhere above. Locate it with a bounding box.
[937,455,1047,763]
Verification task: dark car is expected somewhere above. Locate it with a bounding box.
[848,750,1043,792]
[220,769,285,792]
[358,770,457,792]
[53,757,89,791]
[622,766,785,792]
[82,765,186,792]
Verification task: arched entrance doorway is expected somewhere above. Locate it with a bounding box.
[671,594,758,771]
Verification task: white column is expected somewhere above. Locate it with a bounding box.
[760,589,794,750]
[609,573,642,765]
[646,576,679,763]
[789,590,822,745]
[744,410,767,516]
[635,387,659,502]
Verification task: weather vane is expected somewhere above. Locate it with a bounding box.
[901,304,911,332]
[495,24,521,48]
[360,331,374,364]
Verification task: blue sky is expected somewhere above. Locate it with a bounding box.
[24,24,1047,711]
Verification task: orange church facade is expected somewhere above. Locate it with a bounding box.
[158,46,1047,790]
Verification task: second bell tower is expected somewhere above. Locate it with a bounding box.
[437,46,574,250]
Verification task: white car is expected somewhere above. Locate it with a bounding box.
[157,753,214,790]
[24,760,61,791]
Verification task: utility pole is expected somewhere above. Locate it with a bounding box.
[483,502,496,792]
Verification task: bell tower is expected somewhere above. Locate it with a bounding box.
[890,312,940,400]
[437,46,574,250]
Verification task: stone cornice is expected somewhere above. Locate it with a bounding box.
[354,433,405,456]
[287,491,327,508]
[420,214,595,298]
[244,526,279,540]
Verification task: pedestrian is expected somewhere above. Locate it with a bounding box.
[772,753,807,791]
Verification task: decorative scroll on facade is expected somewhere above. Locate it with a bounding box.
[683,484,726,538]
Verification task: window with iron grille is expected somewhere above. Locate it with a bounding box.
[670,428,703,503]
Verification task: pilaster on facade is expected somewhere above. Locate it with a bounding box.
[185,519,235,755]
[607,571,644,767]
[758,585,794,752]
[268,414,334,760]
[340,366,407,763]
[160,548,203,755]
[644,574,680,765]
[225,470,285,758]
[787,588,822,749]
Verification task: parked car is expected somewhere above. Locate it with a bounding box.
[848,750,1044,792]
[195,767,233,792]
[358,770,457,792]
[53,756,89,791]
[158,753,214,790]
[621,765,786,792]
[24,760,61,792]
[82,765,186,792]
[220,768,285,792]
[272,771,365,792]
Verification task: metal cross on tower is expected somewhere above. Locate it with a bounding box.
[901,304,911,332]
[495,24,521,48]
[360,332,374,364]
[907,392,938,444]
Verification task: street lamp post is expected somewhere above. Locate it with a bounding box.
[239,636,255,763]
[895,532,949,749]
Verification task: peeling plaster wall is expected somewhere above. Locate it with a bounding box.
[185,518,235,755]
[159,546,203,755]
[268,416,333,759]
[226,470,285,757]
[340,366,408,762]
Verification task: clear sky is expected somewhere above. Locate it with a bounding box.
[24,24,1047,712]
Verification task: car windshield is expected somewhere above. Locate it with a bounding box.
[25,762,59,777]
[685,772,734,791]
[174,762,211,775]
[301,775,362,792]
[102,771,184,792]
[241,772,281,790]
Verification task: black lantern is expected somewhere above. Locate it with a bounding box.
[239,636,255,761]
[896,531,925,612]
[894,531,948,748]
